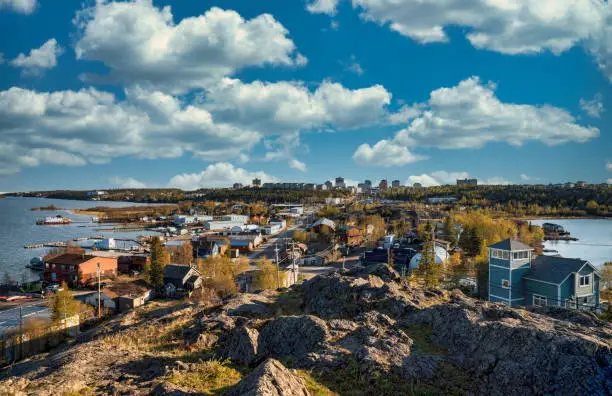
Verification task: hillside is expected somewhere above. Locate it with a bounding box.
[1,264,610,395]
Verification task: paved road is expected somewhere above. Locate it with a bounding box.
[248,226,297,262]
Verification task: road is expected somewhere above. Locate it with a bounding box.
[247,226,297,262]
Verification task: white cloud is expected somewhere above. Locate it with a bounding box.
[387,104,421,125]
[586,9,612,81]
[289,159,307,172]
[579,94,605,118]
[352,0,608,52]
[607,161,612,172]
[0,86,260,174]
[406,171,469,187]
[406,171,511,186]
[306,0,340,15]
[355,77,598,166]
[0,52,4,64]
[353,139,425,166]
[109,176,147,189]
[519,174,541,182]
[344,55,365,75]
[205,78,392,133]
[330,20,340,30]
[0,0,36,14]
[74,2,303,93]
[10,38,62,75]
[168,162,278,190]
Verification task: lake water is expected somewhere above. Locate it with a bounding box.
[0,197,161,282]
[529,219,612,267]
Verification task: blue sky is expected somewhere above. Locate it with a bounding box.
[0,0,610,191]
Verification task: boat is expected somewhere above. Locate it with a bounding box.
[26,257,44,271]
[36,215,72,225]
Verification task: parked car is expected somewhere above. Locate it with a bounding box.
[45,284,64,293]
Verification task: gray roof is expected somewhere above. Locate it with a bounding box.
[487,238,532,251]
[313,218,336,230]
[163,264,193,280]
[524,256,590,285]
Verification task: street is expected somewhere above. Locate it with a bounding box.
[247,226,297,262]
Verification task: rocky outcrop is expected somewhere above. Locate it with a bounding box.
[258,315,330,362]
[227,359,309,396]
[218,325,260,365]
[151,382,199,396]
[222,293,274,318]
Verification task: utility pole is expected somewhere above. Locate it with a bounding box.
[274,244,280,289]
[97,262,101,318]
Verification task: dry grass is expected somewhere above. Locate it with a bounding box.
[295,370,338,396]
[166,360,242,394]
[401,323,447,356]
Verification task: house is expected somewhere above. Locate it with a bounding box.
[117,255,150,274]
[163,265,203,297]
[338,225,364,246]
[77,280,152,312]
[488,238,601,310]
[192,240,221,259]
[312,218,336,233]
[44,253,117,288]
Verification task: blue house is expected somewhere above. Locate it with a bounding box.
[488,238,601,310]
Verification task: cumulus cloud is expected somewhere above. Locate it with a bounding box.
[74,1,304,93]
[406,171,469,187]
[344,55,364,75]
[355,77,599,166]
[406,171,511,186]
[353,139,425,166]
[306,0,340,15]
[168,162,278,190]
[109,176,147,189]
[10,38,62,75]
[289,159,308,172]
[0,0,36,14]
[580,94,605,118]
[0,86,260,174]
[205,78,392,133]
[607,161,612,172]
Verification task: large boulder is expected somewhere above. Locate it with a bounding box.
[403,298,612,395]
[348,263,401,283]
[222,294,273,318]
[218,325,260,365]
[258,316,330,361]
[227,359,309,396]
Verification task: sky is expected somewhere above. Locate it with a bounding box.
[0,0,611,191]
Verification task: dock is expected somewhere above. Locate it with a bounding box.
[24,241,68,249]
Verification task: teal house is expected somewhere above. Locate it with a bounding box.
[488,238,601,310]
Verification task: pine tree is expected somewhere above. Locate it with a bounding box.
[418,223,440,287]
[149,237,166,290]
[443,215,457,246]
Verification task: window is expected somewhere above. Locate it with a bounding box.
[513,251,529,260]
[533,295,547,307]
[501,279,510,289]
[579,275,591,287]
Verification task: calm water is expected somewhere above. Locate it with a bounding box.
[0,197,160,282]
[529,219,612,267]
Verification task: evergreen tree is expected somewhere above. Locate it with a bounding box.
[149,237,166,289]
[418,223,440,287]
[443,215,458,246]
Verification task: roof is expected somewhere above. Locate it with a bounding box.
[487,238,532,251]
[46,253,96,265]
[524,255,592,285]
[313,218,336,230]
[163,264,193,280]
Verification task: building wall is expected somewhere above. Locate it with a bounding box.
[575,266,595,297]
[524,279,559,306]
[78,257,118,287]
[489,265,511,301]
[559,277,572,307]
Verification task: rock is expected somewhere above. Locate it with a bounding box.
[348,263,401,283]
[258,315,330,361]
[200,311,237,331]
[227,359,309,396]
[151,382,199,395]
[222,294,273,318]
[183,326,219,349]
[219,325,260,365]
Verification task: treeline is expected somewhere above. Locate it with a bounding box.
[381,185,612,217]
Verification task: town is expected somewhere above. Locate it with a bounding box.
[0,177,609,388]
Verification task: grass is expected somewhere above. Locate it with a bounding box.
[166,360,242,395]
[270,288,304,316]
[306,359,439,396]
[295,371,338,396]
[401,323,447,356]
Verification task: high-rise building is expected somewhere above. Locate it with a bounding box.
[325,180,333,189]
[379,179,388,190]
[335,177,346,189]
[233,183,243,189]
[392,180,400,188]
[252,178,261,187]
[364,180,372,188]
[457,178,477,186]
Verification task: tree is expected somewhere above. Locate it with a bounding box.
[253,258,285,290]
[602,262,612,313]
[443,216,458,246]
[171,241,193,265]
[149,237,167,289]
[585,200,599,215]
[50,282,81,322]
[197,255,242,297]
[293,230,309,244]
[418,223,440,287]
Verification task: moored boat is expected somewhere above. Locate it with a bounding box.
[36,215,72,225]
